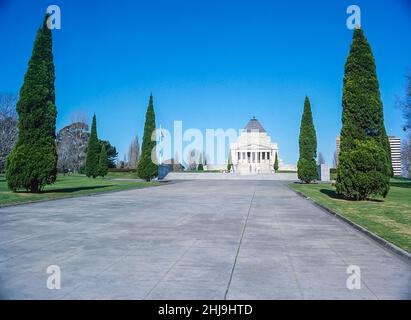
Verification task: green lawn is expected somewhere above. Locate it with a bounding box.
[0,174,161,207]
[289,179,411,253]
[104,171,140,179]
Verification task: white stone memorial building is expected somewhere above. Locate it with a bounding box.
[230,117,280,174]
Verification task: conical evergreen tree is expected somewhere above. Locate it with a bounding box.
[197,153,204,171]
[98,144,108,177]
[227,152,233,171]
[137,94,158,181]
[336,28,391,199]
[274,152,279,172]
[6,15,58,192]
[85,114,100,178]
[297,96,318,183]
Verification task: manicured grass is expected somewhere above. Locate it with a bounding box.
[0,174,161,207]
[104,171,140,179]
[289,179,411,253]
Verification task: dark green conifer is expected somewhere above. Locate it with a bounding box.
[297,96,318,183]
[85,114,100,178]
[98,144,108,177]
[274,153,279,172]
[137,94,158,181]
[6,15,58,192]
[336,28,391,199]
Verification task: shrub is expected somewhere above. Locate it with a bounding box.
[79,165,86,174]
[6,142,57,192]
[108,168,136,173]
[330,168,337,180]
[297,158,317,183]
[336,140,391,200]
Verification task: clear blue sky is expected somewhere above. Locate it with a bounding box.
[1,0,410,165]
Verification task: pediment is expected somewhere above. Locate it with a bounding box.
[237,143,274,150]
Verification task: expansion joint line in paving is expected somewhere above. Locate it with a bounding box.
[224,187,256,300]
[142,240,198,300]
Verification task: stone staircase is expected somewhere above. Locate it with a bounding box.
[163,172,298,181]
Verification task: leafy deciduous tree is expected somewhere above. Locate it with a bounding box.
[99,140,118,168]
[0,93,18,172]
[317,152,325,165]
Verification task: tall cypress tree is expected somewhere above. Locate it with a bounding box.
[297,96,317,183]
[85,114,100,178]
[137,94,158,181]
[336,28,391,199]
[274,153,279,172]
[227,152,233,172]
[6,15,58,192]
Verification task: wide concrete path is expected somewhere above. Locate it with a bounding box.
[0,180,410,299]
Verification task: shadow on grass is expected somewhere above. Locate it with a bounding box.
[319,188,384,203]
[13,185,113,194]
[319,188,345,200]
[292,181,319,185]
[42,185,112,193]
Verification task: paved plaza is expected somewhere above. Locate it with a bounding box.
[0,180,410,299]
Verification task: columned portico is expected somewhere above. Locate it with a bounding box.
[236,150,272,164]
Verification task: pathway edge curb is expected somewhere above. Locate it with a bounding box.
[290,186,411,263]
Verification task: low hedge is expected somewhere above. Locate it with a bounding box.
[108,168,137,173]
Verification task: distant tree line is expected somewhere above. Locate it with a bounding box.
[0,93,18,173]
[399,73,411,177]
